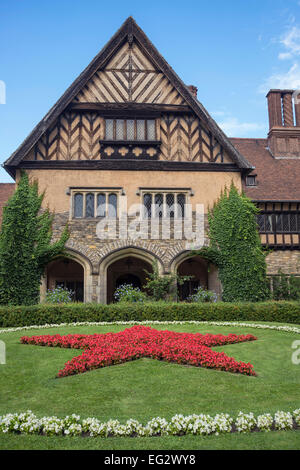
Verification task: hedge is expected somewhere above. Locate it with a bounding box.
[0,301,299,328]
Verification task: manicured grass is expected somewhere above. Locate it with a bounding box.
[0,323,299,449]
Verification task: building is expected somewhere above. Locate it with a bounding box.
[2,17,300,303]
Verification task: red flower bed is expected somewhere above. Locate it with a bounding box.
[20,326,257,377]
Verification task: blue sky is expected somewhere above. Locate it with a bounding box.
[1,0,300,182]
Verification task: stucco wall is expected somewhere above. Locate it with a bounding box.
[18,169,242,214]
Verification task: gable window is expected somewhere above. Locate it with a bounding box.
[72,189,121,219]
[105,118,156,141]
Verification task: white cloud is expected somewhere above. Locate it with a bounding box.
[216,116,265,137]
[278,26,300,60]
[259,63,300,93]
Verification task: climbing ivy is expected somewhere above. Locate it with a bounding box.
[0,172,69,305]
[195,184,270,302]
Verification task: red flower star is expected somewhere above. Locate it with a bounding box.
[20,325,257,377]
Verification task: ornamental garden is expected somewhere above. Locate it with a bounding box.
[0,175,299,450]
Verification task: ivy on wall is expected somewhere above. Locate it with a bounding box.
[0,172,69,306]
[195,184,270,302]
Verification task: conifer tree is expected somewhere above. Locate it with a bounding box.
[0,172,69,305]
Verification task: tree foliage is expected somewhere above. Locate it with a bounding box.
[0,172,69,305]
[196,184,270,302]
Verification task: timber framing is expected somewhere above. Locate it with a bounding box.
[69,102,193,115]
[3,17,253,178]
[18,160,241,172]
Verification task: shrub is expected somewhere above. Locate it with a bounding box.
[187,286,218,303]
[0,172,69,306]
[144,262,192,301]
[194,184,270,302]
[114,284,147,303]
[0,301,299,328]
[45,286,74,304]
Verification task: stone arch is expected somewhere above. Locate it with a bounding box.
[41,248,93,303]
[99,246,164,303]
[170,251,222,299]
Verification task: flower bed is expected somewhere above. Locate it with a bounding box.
[0,409,299,437]
[20,325,257,377]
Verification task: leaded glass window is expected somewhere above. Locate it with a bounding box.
[108,193,117,218]
[177,194,186,218]
[136,120,145,140]
[143,193,152,218]
[97,193,106,217]
[154,194,163,218]
[74,193,83,218]
[116,119,124,140]
[147,120,155,140]
[73,191,119,219]
[126,119,135,140]
[86,193,95,218]
[142,192,188,219]
[166,193,175,218]
[105,119,156,141]
[105,119,114,140]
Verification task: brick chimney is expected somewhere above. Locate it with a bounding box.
[187,85,198,98]
[267,89,300,158]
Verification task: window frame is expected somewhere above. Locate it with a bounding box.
[70,188,123,220]
[138,188,192,220]
[246,175,257,187]
[104,118,157,142]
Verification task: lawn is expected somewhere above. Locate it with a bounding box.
[0,322,299,450]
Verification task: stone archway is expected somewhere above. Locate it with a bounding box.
[177,255,209,300]
[106,256,152,304]
[170,252,222,300]
[99,247,164,304]
[45,257,84,302]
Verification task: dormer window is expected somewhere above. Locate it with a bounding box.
[246,175,257,186]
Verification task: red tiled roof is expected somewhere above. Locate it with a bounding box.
[230,138,300,201]
[0,183,15,224]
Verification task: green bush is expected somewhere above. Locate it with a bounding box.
[187,286,218,303]
[45,286,74,304]
[0,301,299,328]
[114,284,147,303]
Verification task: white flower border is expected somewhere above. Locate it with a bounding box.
[1,320,299,438]
[0,320,300,335]
[0,409,299,438]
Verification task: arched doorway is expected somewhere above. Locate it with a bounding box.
[106,256,153,303]
[177,255,208,300]
[46,258,84,302]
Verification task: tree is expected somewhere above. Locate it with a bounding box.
[0,172,69,305]
[195,184,270,302]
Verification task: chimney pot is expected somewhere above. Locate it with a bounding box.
[267,89,300,158]
[294,92,300,127]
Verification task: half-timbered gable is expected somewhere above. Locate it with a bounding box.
[5,17,251,171]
